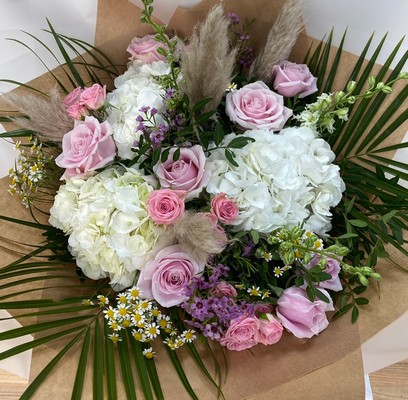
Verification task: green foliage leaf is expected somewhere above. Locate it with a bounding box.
[224,148,239,167]
[351,306,360,323]
[71,327,91,400]
[227,136,255,149]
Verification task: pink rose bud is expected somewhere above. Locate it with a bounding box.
[210,281,237,298]
[66,103,89,120]
[153,145,210,200]
[127,34,169,64]
[147,189,185,225]
[79,84,107,110]
[254,313,283,346]
[55,116,116,180]
[63,87,83,109]
[225,81,292,131]
[211,193,239,224]
[220,315,260,351]
[137,245,205,307]
[276,287,334,339]
[306,255,343,292]
[272,61,318,98]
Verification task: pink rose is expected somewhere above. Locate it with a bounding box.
[253,303,274,314]
[306,255,343,292]
[79,84,107,110]
[225,81,292,131]
[127,34,169,64]
[272,61,318,98]
[137,245,205,307]
[63,87,83,108]
[55,116,116,180]
[66,103,89,120]
[276,287,334,339]
[254,313,283,346]
[153,145,210,200]
[220,316,260,351]
[211,193,239,224]
[210,281,237,298]
[147,189,185,225]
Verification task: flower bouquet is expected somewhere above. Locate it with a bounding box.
[0,0,407,398]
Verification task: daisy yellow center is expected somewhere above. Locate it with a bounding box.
[133,332,143,341]
[106,309,115,319]
[149,327,158,335]
[118,308,128,316]
[118,296,127,303]
[130,289,139,298]
[185,332,194,340]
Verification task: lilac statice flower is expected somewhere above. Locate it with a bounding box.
[139,106,150,114]
[204,323,223,340]
[226,12,241,25]
[165,88,176,99]
[242,239,254,257]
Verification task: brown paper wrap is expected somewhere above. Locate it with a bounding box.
[1,0,407,398]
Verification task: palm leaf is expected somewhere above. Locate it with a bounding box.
[305,31,408,267]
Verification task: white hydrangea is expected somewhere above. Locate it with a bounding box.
[49,167,172,290]
[107,60,170,159]
[206,127,345,236]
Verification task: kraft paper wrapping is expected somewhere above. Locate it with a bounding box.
[0,0,407,398]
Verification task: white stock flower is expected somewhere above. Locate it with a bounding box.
[206,127,345,236]
[49,167,173,290]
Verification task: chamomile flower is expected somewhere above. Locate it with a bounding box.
[247,286,261,297]
[157,314,171,330]
[262,252,273,262]
[226,83,237,92]
[182,330,196,343]
[262,290,270,299]
[127,287,141,300]
[163,338,176,350]
[108,320,122,331]
[108,333,121,343]
[116,303,130,318]
[132,329,146,342]
[131,311,145,326]
[273,266,284,277]
[81,299,94,306]
[103,306,117,321]
[145,323,160,339]
[97,295,109,306]
[116,294,128,304]
[142,347,155,359]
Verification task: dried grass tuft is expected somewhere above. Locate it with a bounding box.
[179,5,237,112]
[4,87,73,142]
[171,212,228,264]
[250,0,304,83]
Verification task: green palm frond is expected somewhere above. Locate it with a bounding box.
[305,31,408,266]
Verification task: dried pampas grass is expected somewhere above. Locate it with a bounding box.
[179,5,237,112]
[171,212,228,264]
[4,87,73,143]
[249,0,304,83]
